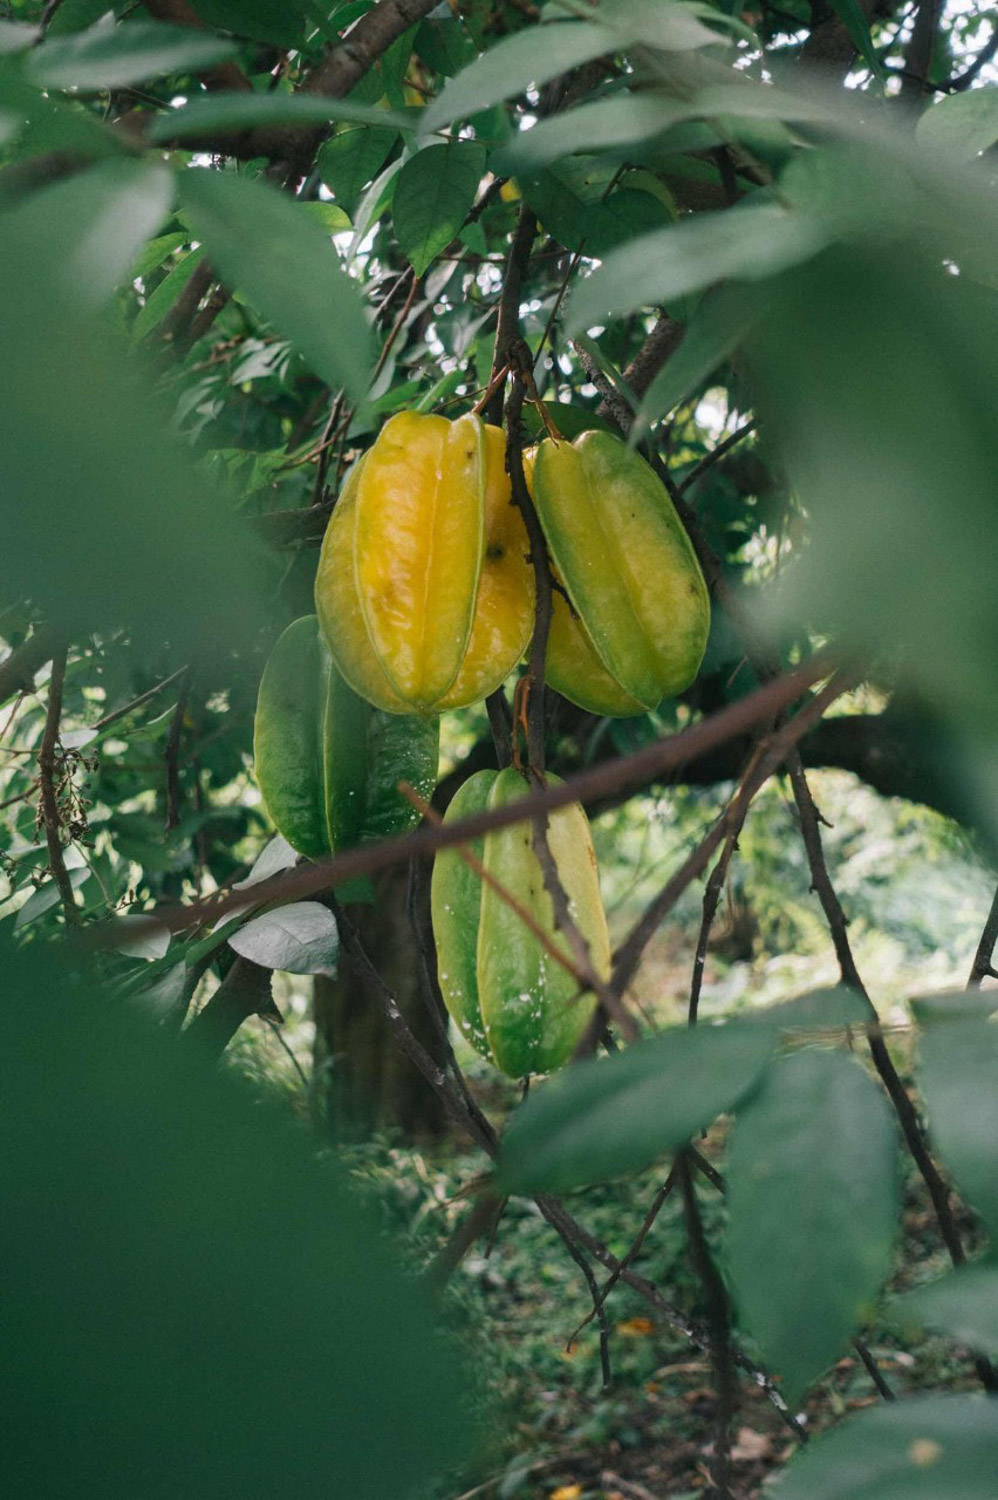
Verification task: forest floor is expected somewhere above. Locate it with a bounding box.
[341,1071,985,1500]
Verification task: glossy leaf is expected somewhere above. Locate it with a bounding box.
[29,19,239,90]
[499,1023,773,1194]
[726,1049,899,1401]
[919,1019,998,1240]
[393,142,486,276]
[180,169,372,400]
[228,900,339,975]
[771,1395,998,1498]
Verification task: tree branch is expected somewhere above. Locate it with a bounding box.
[37,645,80,927]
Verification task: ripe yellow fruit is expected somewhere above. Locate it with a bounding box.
[315,414,533,713]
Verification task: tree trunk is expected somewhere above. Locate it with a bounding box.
[312,861,447,1140]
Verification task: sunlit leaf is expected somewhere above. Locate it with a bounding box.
[228,900,339,975]
[179,168,373,399]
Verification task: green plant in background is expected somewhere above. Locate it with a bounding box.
[3,0,998,1495]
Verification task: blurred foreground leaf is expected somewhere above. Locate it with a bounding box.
[772,1394,998,1498]
[0,201,266,650]
[0,938,472,1498]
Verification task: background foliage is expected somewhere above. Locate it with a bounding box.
[3,0,998,1495]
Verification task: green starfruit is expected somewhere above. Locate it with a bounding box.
[253,615,439,860]
[431,767,609,1078]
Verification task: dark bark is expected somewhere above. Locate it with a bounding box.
[312,865,447,1140]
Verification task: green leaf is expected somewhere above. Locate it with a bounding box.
[421,21,615,135]
[29,19,240,91]
[179,169,372,400]
[422,3,717,135]
[188,0,311,47]
[826,0,887,87]
[499,1023,773,1195]
[115,915,172,961]
[131,245,205,340]
[917,85,998,158]
[317,124,400,217]
[726,1049,899,1402]
[744,986,872,1034]
[393,141,486,275]
[148,91,410,145]
[745,243,998,741]
[910,990,998,1027]
[0,937,472,1497]
[131,231,188,280]
[8,159,172,306]
[920,1019,998,1240]
[0,216,264,649]
[771,1395,998,1498]
[228,900,339,975]
[494,92,694,176]
[415,16,476,77]
[580,187,672,257]
[900,1262,998,1360]
[568,203,827,334]
[14,868,90,929]
[632,282,769,439]
[0,21,39,53]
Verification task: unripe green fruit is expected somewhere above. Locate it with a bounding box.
[253,615,438,859]
[431,768,609,1078]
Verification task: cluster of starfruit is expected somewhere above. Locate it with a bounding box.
[251,408,710,1077]
[312,408,710,719]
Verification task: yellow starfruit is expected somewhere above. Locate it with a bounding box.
[315,413,533,713]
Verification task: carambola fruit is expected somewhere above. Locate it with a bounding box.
[314,413,533,713]
[253,615,439,859]
[431,768,609,1078]
[529,431,711,715]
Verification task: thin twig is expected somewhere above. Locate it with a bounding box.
[678,420,756,497]
[164,666,193,833]
[679,1152,736,1499]
[92,666,189,734]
